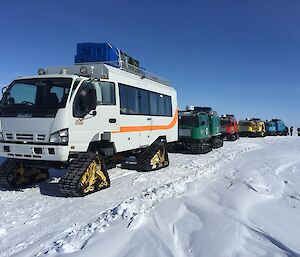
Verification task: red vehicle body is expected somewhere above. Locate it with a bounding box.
[220,114,239,141]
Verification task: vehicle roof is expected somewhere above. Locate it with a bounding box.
[13,74,81,80]
[43,63,174,90]
[179,111,208,116]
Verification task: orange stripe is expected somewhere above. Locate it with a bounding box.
[112,108,178,133]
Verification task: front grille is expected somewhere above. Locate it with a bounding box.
[6,133,13,140]
[37,134,46,141]
[4,133,47,142]
[16,133,34,141]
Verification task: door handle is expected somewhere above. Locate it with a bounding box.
[147,117,152,121]
[109,118,117,123]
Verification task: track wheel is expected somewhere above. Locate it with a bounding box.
[7,161,30,187]
[32,169,49,183]
[4,161,49,188]
[137,142,169,172]
[60,154,110,197]
[150,146,168,170]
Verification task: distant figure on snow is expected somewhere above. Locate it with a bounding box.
[297,128,300,136]
[290,126,293,136]
[285,126,289,136]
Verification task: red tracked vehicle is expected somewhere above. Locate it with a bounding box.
[220,114,239,141]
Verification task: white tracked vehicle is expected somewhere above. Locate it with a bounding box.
[0,43,178,196]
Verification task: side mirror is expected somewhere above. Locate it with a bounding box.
[1,86,8,95]
[87,88,97,111]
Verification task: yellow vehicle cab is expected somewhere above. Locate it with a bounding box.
[238,118,266,137]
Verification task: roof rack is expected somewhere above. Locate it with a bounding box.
[75,42,170,86]
[193,107,213,113]
[221,114,235,119]
[120,61,170,86]
[184,106,217,116]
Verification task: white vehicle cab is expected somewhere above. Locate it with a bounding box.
[0,43,178,196]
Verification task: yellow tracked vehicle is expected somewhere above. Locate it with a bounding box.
[238,118,266,137]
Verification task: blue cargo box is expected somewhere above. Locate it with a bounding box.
[75,43,119,64]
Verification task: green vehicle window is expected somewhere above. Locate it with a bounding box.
[179,115,199,127]
[199,115,208,126]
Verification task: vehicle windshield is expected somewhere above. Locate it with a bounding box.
[0,78,73,117]
[239,121,251,126]
[179,115,199,127]
[220,119,230,126]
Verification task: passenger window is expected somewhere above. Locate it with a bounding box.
[127,86,139,114]
[119,83,172,117]
[139,89,150,115]
[158,94,166,116]
[96,81,115,105]
[119,84,128,114]
[165,96,172,116]
[150,92,158,115]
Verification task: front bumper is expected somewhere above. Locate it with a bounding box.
[0,142,69,162]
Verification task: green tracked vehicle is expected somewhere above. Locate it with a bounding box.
[168,106,223,154]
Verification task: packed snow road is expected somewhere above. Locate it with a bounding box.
[0,137,300,257]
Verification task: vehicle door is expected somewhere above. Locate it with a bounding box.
[69,80,119,151]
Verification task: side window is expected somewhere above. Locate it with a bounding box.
[96,81,115,105]
[199,115,208,126]
[73,82,96,117]
[158,94,166,116]
[119,83,172,116]
[150,92,172,116]
[119,84,128,114]
[127,86,139,114]
[139,89,150,115]
[165,95,172,116]
[150,92,158,115]
[119,84,139,114]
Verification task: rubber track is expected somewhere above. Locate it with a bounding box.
[188,142,212,154]
[59,153,92,197]
[59,153,110,197]
[137,141,169,172]
[0,159,21,189]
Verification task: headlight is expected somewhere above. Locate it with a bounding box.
[50,129,68,145]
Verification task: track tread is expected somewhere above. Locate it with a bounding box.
[136,140,169,172]
[0,159,21,189]
[59,153,110,197]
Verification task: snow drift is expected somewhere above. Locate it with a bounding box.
[0,137,300,257]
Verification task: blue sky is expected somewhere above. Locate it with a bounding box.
[0,0,299,127]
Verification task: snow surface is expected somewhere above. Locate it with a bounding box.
[1,137,300,257]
